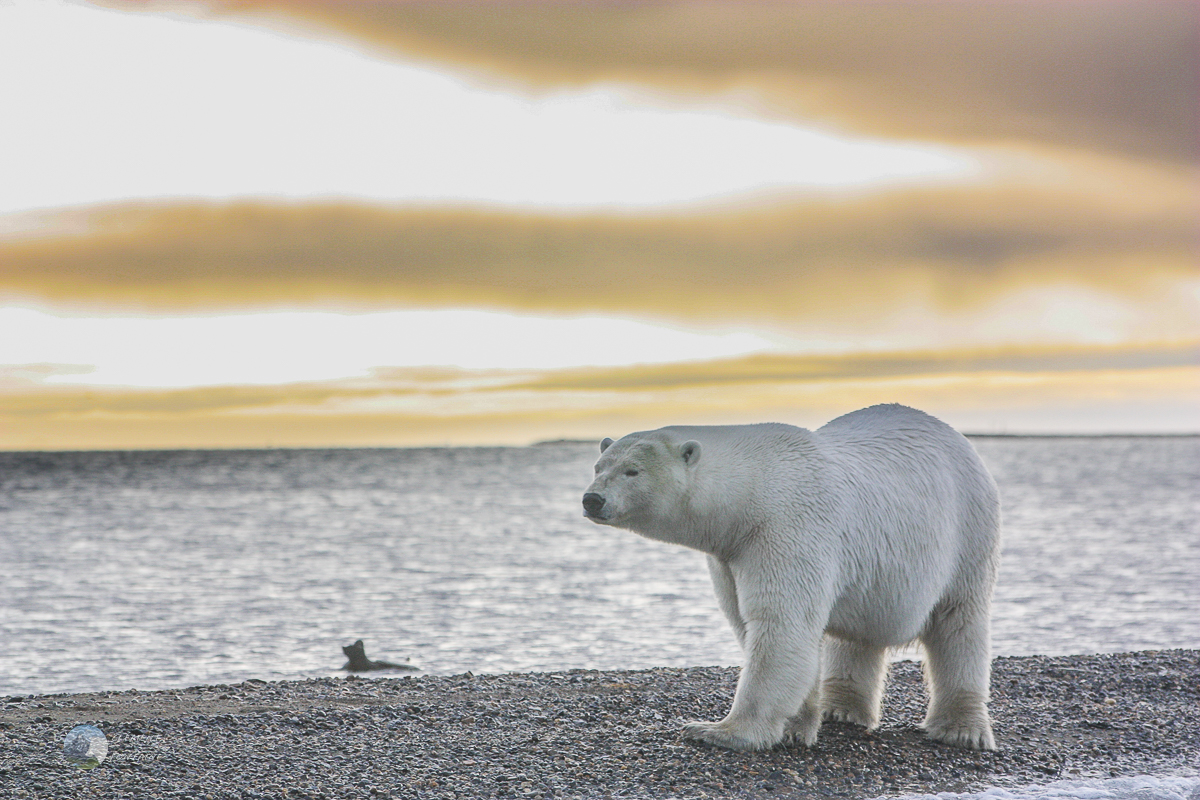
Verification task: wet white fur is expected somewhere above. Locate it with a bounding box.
[584,404,999,751]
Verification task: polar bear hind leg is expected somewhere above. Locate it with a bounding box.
[784,680,823,746]
[919,598,996,750]
[821,636,888,729]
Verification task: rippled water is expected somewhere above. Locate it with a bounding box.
[0,437,1196,696]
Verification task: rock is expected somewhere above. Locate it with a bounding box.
[341,640,419,672]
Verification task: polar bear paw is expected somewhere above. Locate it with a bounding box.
[923,692,996,750]
[681,720,779,751]
[784,708,821,747]
[821,680,879,729]
[923,717,996,751]
[824,704,877,728]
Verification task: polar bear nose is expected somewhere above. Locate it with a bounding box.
[582,492,606,517]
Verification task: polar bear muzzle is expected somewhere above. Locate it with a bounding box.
[582,492,606,518]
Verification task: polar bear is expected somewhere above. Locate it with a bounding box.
[582,403,999,751]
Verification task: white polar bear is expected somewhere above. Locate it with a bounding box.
[582,403,999,752]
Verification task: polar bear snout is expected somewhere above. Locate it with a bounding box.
[582,492,607,519]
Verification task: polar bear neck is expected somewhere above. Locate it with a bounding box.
[649,424,826,561]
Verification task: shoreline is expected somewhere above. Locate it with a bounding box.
[1,650,1197,799]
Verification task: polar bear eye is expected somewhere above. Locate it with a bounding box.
[624,469,639,477]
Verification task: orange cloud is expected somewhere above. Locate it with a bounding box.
[2,169,1194,335]
[2,343,1195,449]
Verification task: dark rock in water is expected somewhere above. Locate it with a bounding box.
[341,639,418,672]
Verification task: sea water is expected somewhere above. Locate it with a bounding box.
[0,436,1196,698]
[876,775,1200,800]
[2,437,1197,800]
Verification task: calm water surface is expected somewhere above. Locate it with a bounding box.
[0,437,1196,696]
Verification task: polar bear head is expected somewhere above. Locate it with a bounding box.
[582,432,701,537]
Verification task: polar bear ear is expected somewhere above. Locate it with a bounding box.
[680,440,701,466]
[600,437,614,453]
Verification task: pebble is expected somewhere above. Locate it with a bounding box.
[0,650,1196,799]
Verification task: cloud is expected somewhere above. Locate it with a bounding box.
[4,341,1190,413]
[5,3,1190,343]
[503,343,1200,394]
[3,166,1194,346]
[2,342,1195,448]
[162,0,1198,164]
[0,0,990,214]
[3,2,1194,448]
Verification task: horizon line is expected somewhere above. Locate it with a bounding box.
[3,431,1197,455]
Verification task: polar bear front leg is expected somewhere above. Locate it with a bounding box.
[683,616,822,751]
[706,556,747,650]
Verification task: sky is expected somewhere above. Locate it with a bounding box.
[0,0,1196,449]
[0,0,985,213]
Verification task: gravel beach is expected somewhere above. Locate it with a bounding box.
[1,650,1196,799]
